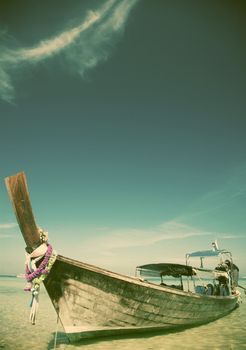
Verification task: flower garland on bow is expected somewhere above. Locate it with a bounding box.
[25,244,53,282]
[24,227,57,324]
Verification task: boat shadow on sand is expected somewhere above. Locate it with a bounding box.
[47,327,192,349]
[47,312,238,349]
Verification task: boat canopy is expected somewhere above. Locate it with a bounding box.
[136,263,196,278]
[186,249,231,258]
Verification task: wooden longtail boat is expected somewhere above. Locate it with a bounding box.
[5,172,241,342]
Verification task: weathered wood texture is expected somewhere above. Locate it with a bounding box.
[5,172,40,250]
[44,255,239,341]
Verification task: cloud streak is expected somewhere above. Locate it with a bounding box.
[0,222,18,239]
[0,234,16,239]
[0,222,18,229]
[66,220,214,273]
[218,234,245,240]
[0,0,139,102]
[177,164,246,221]
[82,220,212,252]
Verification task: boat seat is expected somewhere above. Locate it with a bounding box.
[195,285,206,294]
[206,283,214,295]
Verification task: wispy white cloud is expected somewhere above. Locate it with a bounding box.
[177,165,246,221]
[218,235,245,240]
[0,0,139,102]
[82,220,212,252]
[20,11,100,61]
[0,223,18,229]
[0,234,16,239]
[66,220,213,273]
[0,222,18,239]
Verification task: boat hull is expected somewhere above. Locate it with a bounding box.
[44,255,239,341]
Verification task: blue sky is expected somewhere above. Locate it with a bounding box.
[0,0,246,275]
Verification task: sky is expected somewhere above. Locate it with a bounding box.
[0,0,246,276]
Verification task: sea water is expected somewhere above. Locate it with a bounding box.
[0,277,245,350]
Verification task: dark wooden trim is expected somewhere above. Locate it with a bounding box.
[5,172,40,251]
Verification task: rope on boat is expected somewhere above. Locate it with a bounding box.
[53,314,59,349]
[238,284,246,294]
[30,289,39,325]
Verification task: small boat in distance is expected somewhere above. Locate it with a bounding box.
[4,172,242,342]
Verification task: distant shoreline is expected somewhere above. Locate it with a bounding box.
[0,274,17,278]
[1,274,246,280]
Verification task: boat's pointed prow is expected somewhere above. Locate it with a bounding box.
[5,171,40,251]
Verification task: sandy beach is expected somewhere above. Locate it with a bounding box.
[0,277,245,350]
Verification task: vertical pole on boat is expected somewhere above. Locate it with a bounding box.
[53,314,59,349]
[180,275,183,290]
[185,254,190,291]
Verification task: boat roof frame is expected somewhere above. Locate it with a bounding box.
[136,263,196,278]
[185,249,234,269]
[186,249,232,258]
